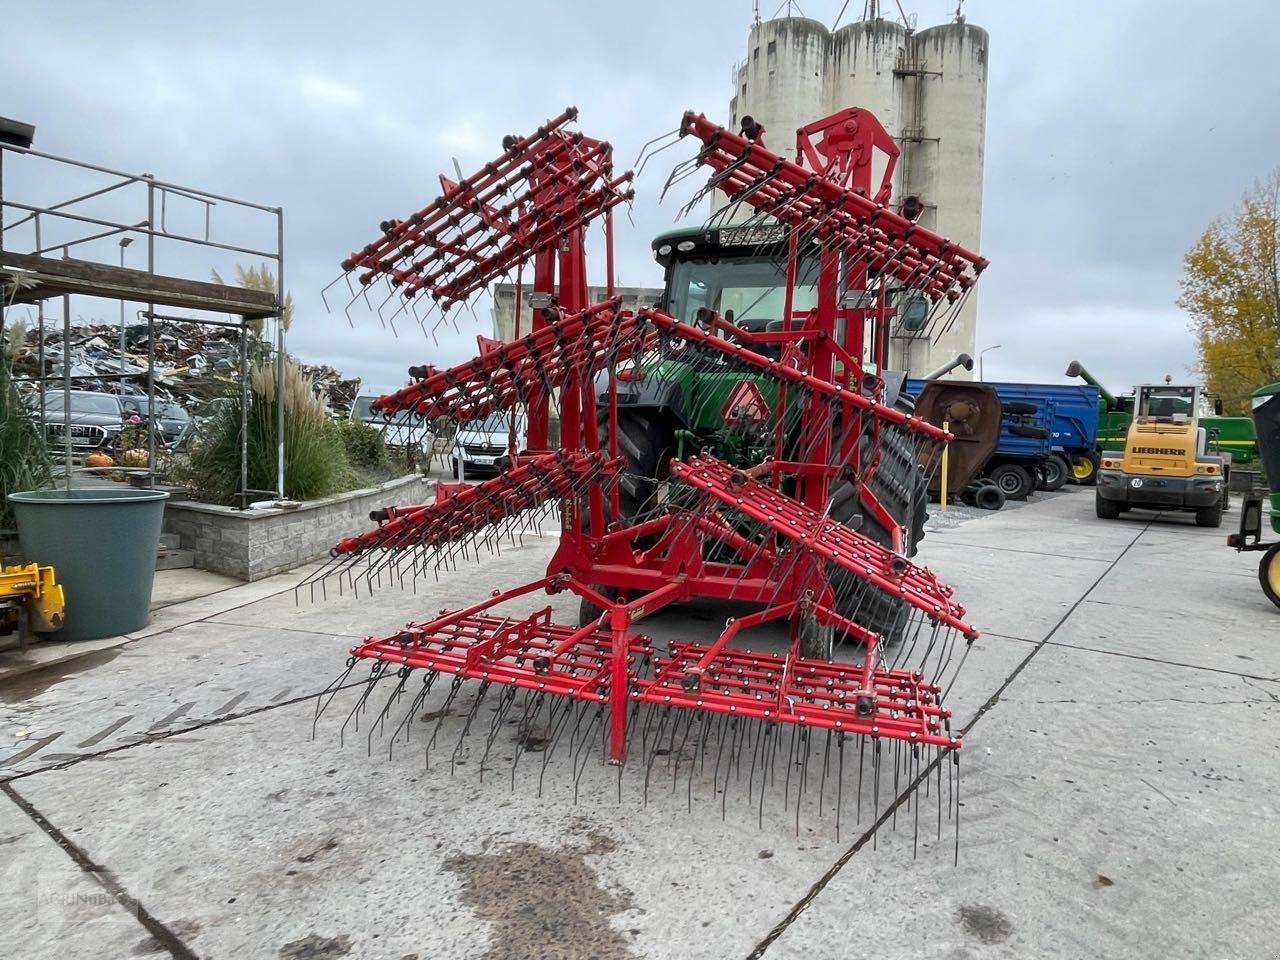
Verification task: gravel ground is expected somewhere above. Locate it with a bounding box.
[924,484,1076,531]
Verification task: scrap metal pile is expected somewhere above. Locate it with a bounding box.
[3,319,361,415]
[311,106,988,845]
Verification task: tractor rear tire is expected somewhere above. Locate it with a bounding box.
[578,589,618,628]
[989,463,1034,501]
[824,417,929,653]
[1095,493,1121,520]
[975,484,1006,511]
[799,610,834,660]
[1258,543,1280,611]
[603,411,674,526]
[1195,503,1223,528]
[1038,454,1070,492]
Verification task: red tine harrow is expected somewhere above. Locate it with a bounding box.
[312,105,989,850]
[327,106,633,333]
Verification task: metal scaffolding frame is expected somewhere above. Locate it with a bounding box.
[0,139,286,508]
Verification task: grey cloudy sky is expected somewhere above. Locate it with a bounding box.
[5,0,1280,394]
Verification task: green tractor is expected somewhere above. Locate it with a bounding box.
[599,224,931,649]
[1230,382,1280,610]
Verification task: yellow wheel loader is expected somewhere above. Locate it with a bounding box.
[1095,382,1230,527]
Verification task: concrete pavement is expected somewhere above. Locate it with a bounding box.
[1,489,1277,959]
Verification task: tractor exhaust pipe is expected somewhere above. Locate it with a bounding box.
[923,353,974,381]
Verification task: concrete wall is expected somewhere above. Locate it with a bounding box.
[164,474,431,581]
[728,15,989,378]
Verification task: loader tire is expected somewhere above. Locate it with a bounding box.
[1195,502,1223,528]
[799,609,834,660]
[1095,493,1121,520]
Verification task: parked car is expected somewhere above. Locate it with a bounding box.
[452,411,527,476]
[34,391,125,456]
[350,393,431,452]
[172,396,234,450]
[118,395,191,447]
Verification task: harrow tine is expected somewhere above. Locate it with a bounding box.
[425,676,465,770]
[339,661,389,748]
[478,684,520,782]
[451,680,492,775]
[835,733,845,842]
[572,705,605,804]
[366,667,411,757]
[642,708,672,808]
[510,691,546,791]
[311,657,357,740]
[387,670,438,760]
[537,696,578,798]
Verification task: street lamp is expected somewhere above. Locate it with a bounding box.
[118,237,133,375]
[978,343,1002,381]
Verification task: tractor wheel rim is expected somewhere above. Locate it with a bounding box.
[998,474,1020,493]
[1071,457,1094,479]
[1268,552,1280,596]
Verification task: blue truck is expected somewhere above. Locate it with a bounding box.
[906,379,1101,500]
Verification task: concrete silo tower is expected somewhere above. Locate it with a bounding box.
[728,8,989,377]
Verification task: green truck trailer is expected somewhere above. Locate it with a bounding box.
[1067,360,1259,469]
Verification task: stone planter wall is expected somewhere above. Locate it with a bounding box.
[164,474,431,581]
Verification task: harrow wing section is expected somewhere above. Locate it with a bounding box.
[370,298,651,424]
[304,452,622,595]
[670,453,975,638]
[674,111,986,325]
[331,107,633,330]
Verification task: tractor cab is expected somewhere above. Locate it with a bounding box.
[656,226,816,339]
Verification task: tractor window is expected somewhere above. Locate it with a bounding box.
[667,255,818,329]
[1137,385,1196,422]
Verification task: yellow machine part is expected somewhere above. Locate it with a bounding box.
[0,562,66,634]
[1117,421,1200,478]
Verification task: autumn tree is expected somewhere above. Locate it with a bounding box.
[1179,171,1280,413]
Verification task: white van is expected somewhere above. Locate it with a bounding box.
[452,411,526,476]
[349,394,429,452]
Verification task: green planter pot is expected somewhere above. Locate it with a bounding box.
[7,488,169,641]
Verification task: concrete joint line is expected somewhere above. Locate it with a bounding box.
[1,781,200,960]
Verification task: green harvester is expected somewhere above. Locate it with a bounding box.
[1231,381,1280,609]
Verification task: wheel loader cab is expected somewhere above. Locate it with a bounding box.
[1095,382,1230,526]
